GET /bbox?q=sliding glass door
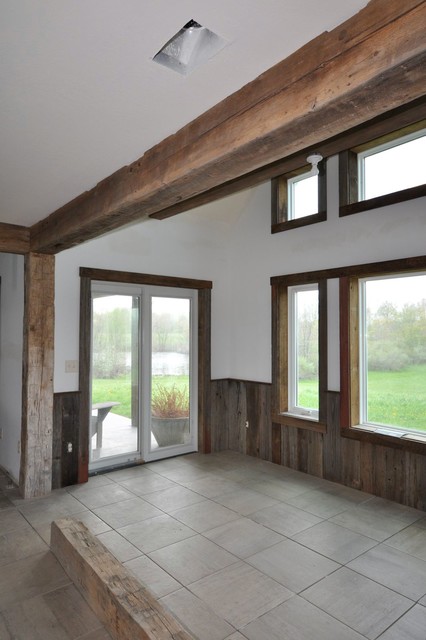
[89,283,197,470]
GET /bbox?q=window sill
[272,210,326,234]
[339,183,426,217]
[342,424,426,454]
[273,412,326,433]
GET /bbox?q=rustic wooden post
[20,252,55,498]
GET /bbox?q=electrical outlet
[245,420,249,429]
[65,360,78,373]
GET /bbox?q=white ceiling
[1,0,368,228]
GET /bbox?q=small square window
[271,158,326,233]
[288,172,319,220]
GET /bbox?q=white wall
[227,155,426,383]
[55,155,426,392]
[54,193,240,390]
[0,253,24,482]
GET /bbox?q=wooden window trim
[271,160,327,233]
[271,275,327,433]
[339,257,426,455]
[339,119,426,217]
[78,268,212,483]
[79,267,212,290]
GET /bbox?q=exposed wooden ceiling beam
[30,0,426,254]
[151,97,426,221]
[0,223,30,254]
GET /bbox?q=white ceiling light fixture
[153,19,227,76]
[306,153,323,176]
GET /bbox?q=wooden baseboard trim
[50,518,194,640]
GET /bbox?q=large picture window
[340,257,426,446]
[359,272,426,437]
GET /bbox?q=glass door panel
[90,292,140,466]
[150,296,192,453]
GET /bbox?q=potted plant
[151,384,190,447]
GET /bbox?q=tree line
[92,308,189,378]
[367,299,426,371]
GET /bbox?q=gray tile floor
[1,451,426,639]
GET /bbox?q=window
[271,158,326,233]
[358,128,426,201]
[340,257,426,445]
[359,272,426,437]
[288,284,319,419]
[271,275,327,432]
[340,121,426,217]
[288,172,319,220]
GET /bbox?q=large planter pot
[151,416,189,447]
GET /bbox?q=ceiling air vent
[153,19,227,76]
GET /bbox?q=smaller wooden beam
[0,223,30,254]
[51,518,194,640]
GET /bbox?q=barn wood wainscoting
[210,379,426,512]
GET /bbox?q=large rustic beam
[51,518,194,640]
[0,223,30,254]
[30,0,426,254]
[20,252,55,498]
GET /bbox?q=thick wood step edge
[50,518,194,640]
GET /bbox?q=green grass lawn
[91,374,189,419]
[299,364,426,432]
[298,381,319,412]
[366,365,426,431]
[94,366,426,433]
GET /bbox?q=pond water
[152,351,189,376]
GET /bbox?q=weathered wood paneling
[20,252,55,498]
[246,381,272,461]
[210,380,229,452]
[227,380,247,454]
[405,452,426,511]
[211,379,426,511]
[323,391,342,483]
[211,379,273,458]
[52,392,80,490]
